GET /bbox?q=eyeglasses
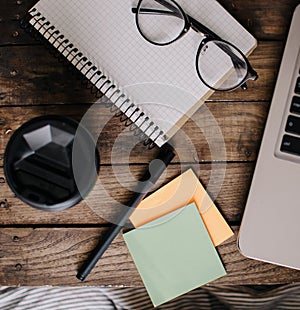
[132,0,258,92]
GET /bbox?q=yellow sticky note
[130,169,233,246]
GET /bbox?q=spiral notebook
[25,0,257,147]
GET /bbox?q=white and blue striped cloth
[0,285,300,309]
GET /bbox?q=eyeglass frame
[132,0,258,92]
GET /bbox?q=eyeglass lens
[197,40,248,91]
[137,0,185,45]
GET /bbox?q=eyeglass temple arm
[131,7,182,18]
[187,15,221,40]
[154,0,182,14]
[132,0,184,18]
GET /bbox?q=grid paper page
[29,0,256,146]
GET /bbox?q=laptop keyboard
[280,70,300,156]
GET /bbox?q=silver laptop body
[238,4,300,270]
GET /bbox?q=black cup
[4,115,99,211]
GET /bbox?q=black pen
[76,144,175,281]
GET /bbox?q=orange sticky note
[130,169,233,246]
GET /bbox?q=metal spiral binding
[20,9,166,149]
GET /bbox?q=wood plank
[0,163,254,225]
[0,45,93,104]
[0,227,299,286]
[0,0,298,45]
[0,0,298,289]
[0,0,38,46]
[0,41,282,105]
[0,101,268,165]
[219,0,300,41]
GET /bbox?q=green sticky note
[123,203,226,307]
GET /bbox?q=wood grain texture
[0,0,299,286]
[0,41,283,105]
[0,101,268,164]
[0,163,254,225]
[0,0,38,46]
[0,227,299,286]
[219,0,300,40]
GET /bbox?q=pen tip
[76,273,85,281]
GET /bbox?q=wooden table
[1,0,300,287]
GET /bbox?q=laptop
[238,4,300,270]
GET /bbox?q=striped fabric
[0,284,300,309]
